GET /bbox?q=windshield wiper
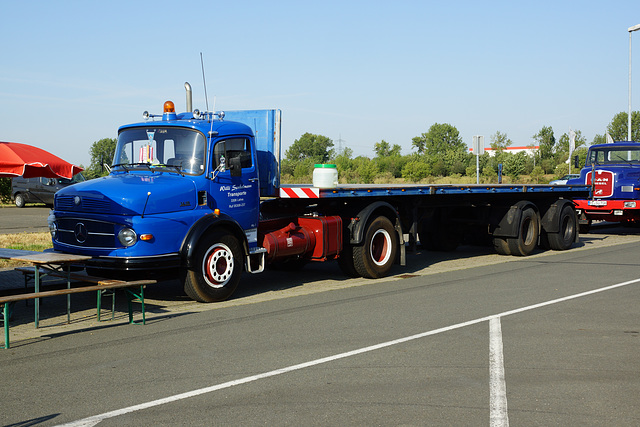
[111,163,130,172]
[111,162,153,172]
[151,164,185,176]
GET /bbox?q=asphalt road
[1,233,639,426]
[0,205,51,233]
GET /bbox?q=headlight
[118,228,137,247]
[49,221,58,239]
[624,201,636,208]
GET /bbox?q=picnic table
[0,249,92,327]
[0,249,155,349]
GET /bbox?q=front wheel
[14,193,25,208]
[184,230,243,302]
[353,216,398,279]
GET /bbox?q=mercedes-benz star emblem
[74,223,87,243]
[74,196,81,206]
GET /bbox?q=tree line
[281,111,640,184]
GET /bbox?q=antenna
[200,52,209,112]
[141,192,151,218]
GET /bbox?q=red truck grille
[586,170,614,198]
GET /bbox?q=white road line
[56,277,640,427]
[490,317,509,427]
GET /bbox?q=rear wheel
[184,230,242,302]
[546,204,577,250]
[507,208,539,256]
[353,216,398,278]
[492,237,511,255]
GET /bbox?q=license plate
[588,200,607,206]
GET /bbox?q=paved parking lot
[0,205,51,233]
[0,227,639,425]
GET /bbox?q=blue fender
[180,212,249,269]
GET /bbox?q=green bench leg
[97,289,116,322]
[125,286,145,325]
[2,302,10,349]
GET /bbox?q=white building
[469,145,539,157]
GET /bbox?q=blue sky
[1,0,639,167]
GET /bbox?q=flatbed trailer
[267,182,589,276]
[49,84,591,302]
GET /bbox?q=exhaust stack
[184,82,192,112]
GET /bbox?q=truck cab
[51,98,274,302]
[568,140,640,230]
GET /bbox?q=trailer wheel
[184,230,242,302]
[14,193,25,208]
[546,204,577,250]
[492,237,511,255]
[353,216,397,278]
[507,208,539,256]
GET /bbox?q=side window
[213,138,252,169]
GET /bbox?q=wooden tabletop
[0,248,92,264]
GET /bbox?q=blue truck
[50,83,590,302]
[567,140,640,232]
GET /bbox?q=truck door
[210,136,260,249]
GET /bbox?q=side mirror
[229,157,242,177]
[573,155,580,169]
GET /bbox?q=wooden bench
[1,272,155,349]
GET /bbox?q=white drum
[313,164,338,188]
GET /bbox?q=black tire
[546,205,577,250]
[493,237,511,255]
[337,241,360,278]
[353,216,398,279]
[184,230,243,302]
[507,208,539,256]
[14,193,25,208]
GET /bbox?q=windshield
[57,173,86,185]
[587,146,640,166]
[113,127,206,175]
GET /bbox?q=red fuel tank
[262,222,316,263]
[260,216,343,263]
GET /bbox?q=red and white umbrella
[0,141,83,179]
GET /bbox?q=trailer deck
[279,183,590,199]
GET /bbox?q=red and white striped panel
[279,187,320,198]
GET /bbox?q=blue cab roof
[589,140,638,149]
[118,111,255,138]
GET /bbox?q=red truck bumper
[573,199,640,223]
